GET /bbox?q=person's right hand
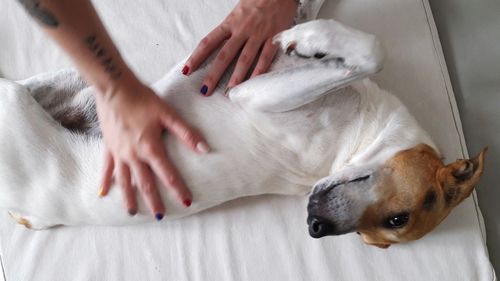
[184,0,298,96]
[96,75,209,220]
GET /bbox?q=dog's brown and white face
[307,144,487,248]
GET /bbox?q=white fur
[0,19,435,229]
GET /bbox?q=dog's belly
[0,66,366,227]
[1,74,311,227]
[72,94,297,225]
[155,93,297,220]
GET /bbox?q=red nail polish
[182,65,189,75]
[183,199,192,207]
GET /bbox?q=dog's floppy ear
[436,147,488,207]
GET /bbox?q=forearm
[18,0,137,98]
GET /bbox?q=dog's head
[307,144,487,248]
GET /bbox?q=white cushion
[0,0,495,280]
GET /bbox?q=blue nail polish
[155,213,164,221]
[200,85,208,95]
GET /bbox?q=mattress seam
[0,253,6,281]
[419,2,466,156]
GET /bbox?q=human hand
[96,75,209,219]
[184,0,298,96]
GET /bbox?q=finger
[200,35,246,96]
[131,161,165,220]
[160,110,210,154]
[116,163,137,216]
[251,38,279,78]
[98,150,114,197]
[145,143,192,207]
[227,37,262,88]
[186,25,231,74]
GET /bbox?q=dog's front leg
[229,19,384,113]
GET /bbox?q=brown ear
[437,147,488,207]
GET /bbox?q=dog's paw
[273,19,383,72]
[8,212,33,229]
[8,211,55,230]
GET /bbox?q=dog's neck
[337,80,438,168]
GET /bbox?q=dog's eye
[384,213,409,229]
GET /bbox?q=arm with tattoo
[18,0,128,94]
[18,0,209,219]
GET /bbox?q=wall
[430,0,500,273]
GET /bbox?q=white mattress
[0,0,496,280]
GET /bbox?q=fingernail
[128,208,137,216]
[182,65,189,75]
[196,141,210,154]
[98,186,106,197]
[155,213,164,221]
[183,198,192,207]
[200,85,208,95]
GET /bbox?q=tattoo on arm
[18,0,122,81]
[85,35,123,80]
[18,0,59,27]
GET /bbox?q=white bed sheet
[0,0,496,280]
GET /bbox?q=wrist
[247,0,298,9]
[95,68,143,103]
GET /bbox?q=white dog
[0,15,486,248]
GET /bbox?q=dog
[0,17,486,248]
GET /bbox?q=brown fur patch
[356,145,487,247]
[358,144,451,245]
[52,107,92,134]
[17,217,32,229]
[422,189,437,211]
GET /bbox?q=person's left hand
[183,0,298,96]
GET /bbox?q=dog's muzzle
[307,215,337,238]
[307,174,372,238]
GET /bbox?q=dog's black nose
[308,216,336,238]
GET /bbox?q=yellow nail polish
[98,186,106,197]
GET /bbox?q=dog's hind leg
[17,69,100,136]
[17,68,87,108]
[0,79,101,228]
